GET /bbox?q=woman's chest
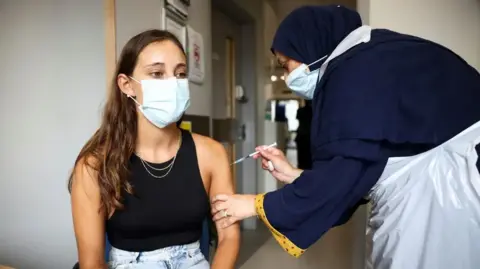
[108,164,210,233]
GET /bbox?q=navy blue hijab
[271,5,361,67]
[256,4,480,256]
[272,4,480,149]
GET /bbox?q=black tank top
[106,129,210,251]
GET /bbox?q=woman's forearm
[211,237,240,269]
[78,262,107,269]
[289,168,304,183]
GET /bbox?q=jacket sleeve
[254,139,387,257]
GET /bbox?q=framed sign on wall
[164,14,187,49]
[164,0,189,20]
[187,26,205,84]
[162,4,187,50]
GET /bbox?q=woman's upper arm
[70,158,106,268]
[205,140,240,241]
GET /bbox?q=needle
[231,142,278,165]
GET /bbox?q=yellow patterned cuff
[254,193,306,258]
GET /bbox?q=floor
[238,216,367,269]
[236,222,271,267]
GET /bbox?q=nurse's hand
[211,194,257,228]
[253,146,302,184]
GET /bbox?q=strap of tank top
[180,128,192,143]
[179,128,197,155]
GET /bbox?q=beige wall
[358,0,480,70]
[263,0,279,68]
[263,0,279,101]
[356,0,370,24]
[273,0,356,22]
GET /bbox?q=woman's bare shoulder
[191,133,233,196]
[70,155,101,200]
[191,133,228,164]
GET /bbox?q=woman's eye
[176,73,187,79]
[151,72,163,78]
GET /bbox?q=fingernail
[268,161,274,171]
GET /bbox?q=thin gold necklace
[136,131,182,179]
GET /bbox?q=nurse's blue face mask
[286,55,328,100]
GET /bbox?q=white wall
[115,0,164,59]
[0,1,106,268]
[358,0,480,70]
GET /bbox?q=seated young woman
[69,29,239,269]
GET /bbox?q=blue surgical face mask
[285,55,328,100]
[128,77,191,128]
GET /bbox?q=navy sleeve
[263,156,384,232]
[334,198,368,227]
[256,139,388,255]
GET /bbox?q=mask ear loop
[308,54,329,67]
[127,76,141,106]
[305,54,329,73]
[127,94,141,106]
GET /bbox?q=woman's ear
[117,74,136,97]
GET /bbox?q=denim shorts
[108,241,209,269]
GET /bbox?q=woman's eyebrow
[144,62,165,68]
[175,63,187,69]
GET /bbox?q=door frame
[211,0,258,230]
[225,37,237,185]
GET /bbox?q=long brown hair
[68,30,186,216]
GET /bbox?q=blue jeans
[108,241,209,269]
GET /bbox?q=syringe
[231,142,277,166]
